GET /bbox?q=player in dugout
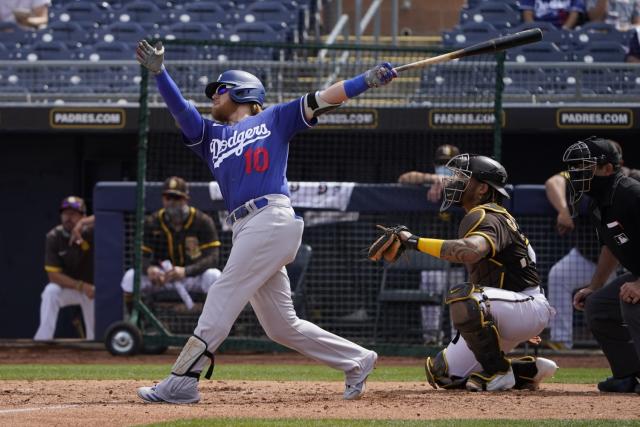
[119,176,222,311]
[134,40,397,403]
[369,154,558,391]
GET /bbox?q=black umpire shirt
[589,173,640,277]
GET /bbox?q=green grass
[0,364,610,383]
[146,419,640,427]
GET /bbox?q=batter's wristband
[417,238,444,258]
[343,73,369,98]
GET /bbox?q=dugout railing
[95,181,600,355]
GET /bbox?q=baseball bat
[393,28,543,74]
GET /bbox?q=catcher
[369,154,558,391]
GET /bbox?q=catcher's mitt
[368,225,409,263]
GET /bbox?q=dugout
[2,109,637,343]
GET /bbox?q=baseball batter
[134,40,397,403]
[370,154,558,391]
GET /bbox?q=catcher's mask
[440,154,510,212]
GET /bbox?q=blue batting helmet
[205,70,266,107]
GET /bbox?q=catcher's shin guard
[424,351,467,389]
[172,335,215,380]
[447,284,510,377]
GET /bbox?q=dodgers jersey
[184,97,316,212]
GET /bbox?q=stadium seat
[442,22,500,48]
[506,41,568,62]
[238,1,299,41]
[503,67,549,94]
[91,41,133,60]
[574,41,627,63]
[466,0,520,10]
[119,1,167,26]
[242,1,298,24]
[163,44,200,60]
[0,44,11,60]
[374,251,452,345]
[575,69,610,94]
[0,22,31,47]
[99,22,148,44]
[53,2,109,25]
[511,21,571,51]
[229,22,283,43]
[573,22,627,45]
[179,2,229,24]
[216,46,274,62]
[30,41,74,60]
[39,21,89,48]
[164,22,214,41]
[460,1,521,30]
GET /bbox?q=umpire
[564,136,640,394]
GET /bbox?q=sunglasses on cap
[60,199,85,212]
[214,84,233,97]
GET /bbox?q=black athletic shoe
[597,376,638,393]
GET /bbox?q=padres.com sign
[556,108,633,129]
[49,108,126,129]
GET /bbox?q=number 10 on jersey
[244,147,269,174]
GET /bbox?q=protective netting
[125,207,600,347]
[130,41,598,350]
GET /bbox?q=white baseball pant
[443,286,554,378]
[33,282,94,341]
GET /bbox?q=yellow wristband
[417,238,444,258]
[76,280,83,291]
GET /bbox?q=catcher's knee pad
[424,351,466,390]
[447,283,509,375]
[171,335,215,380]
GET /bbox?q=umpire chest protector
[459,203,540,292]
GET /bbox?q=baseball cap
[162,176,189,198]
[582,136,621,166]
[434,144,461,165]
[60,196,86,214]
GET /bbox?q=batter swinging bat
[393,28,543,74]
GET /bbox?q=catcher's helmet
[205,70,266,107]
[440,154,509,212]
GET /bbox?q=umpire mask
[562,140,597,216]
[440,154,472,212]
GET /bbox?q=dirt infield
[1,344,636,426]
[1,381,638,426]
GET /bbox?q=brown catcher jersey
[458,203,540,292]
[142,207,221,277]
[44,225,94,283]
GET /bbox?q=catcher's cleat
[528,358,559,390]
[466,368,515,392]
[344,351,378,400]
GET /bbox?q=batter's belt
[226,197,269,226]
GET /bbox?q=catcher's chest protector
[458,204,540,292]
